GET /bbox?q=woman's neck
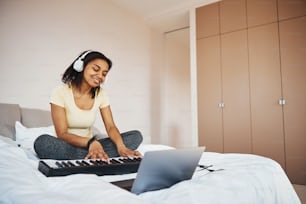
[72,84,91,96]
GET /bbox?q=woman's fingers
[86,147,141,160]
[133,150,142,157]
[119,148,142,158]
[85,150,109,160]
[86,141,109,160]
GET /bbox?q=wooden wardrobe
[196,0,306,185]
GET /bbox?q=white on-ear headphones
[73,50,92,72]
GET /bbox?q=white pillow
[15,121,55,154]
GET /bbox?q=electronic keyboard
[38,157,142,177]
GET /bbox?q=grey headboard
[21,107,52,127]
[0,103,52,140]
[0,103,21,140]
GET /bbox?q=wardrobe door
[279,16,306,185]
[248,23,285,169]
[221,30,252,153]
[196,3,220,39]
[220,0,247,33]
[246,0,278,27]
[197,36,223,152]
[278,0,306,20]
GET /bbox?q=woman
[34,50,143,160]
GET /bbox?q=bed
[0,103,301,204]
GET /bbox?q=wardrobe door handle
[279,99,286,105]
[218,102,225,108]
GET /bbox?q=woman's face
[83,58,109,88]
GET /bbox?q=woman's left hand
[117,145,142,157]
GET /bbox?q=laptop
[111,147,204,195]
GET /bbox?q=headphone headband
[73,50,92,72]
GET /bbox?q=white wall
[0,0,152,143]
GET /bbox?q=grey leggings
[34,130,143,160]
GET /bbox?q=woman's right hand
[85,140,109,161]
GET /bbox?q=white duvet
[0,136,301,204]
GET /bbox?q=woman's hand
[117,145,142,158]
[85,140,109,160]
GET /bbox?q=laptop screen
[130,148,204,194]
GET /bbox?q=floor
[293,184,306,204]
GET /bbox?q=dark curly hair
[62,50,112,98]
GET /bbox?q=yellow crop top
[50,84,110,138]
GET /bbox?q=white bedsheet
[0,136,301,204]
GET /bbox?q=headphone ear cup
[73,50,92,72]
[73,59,84,72]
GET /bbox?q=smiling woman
[33,50,143,160]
